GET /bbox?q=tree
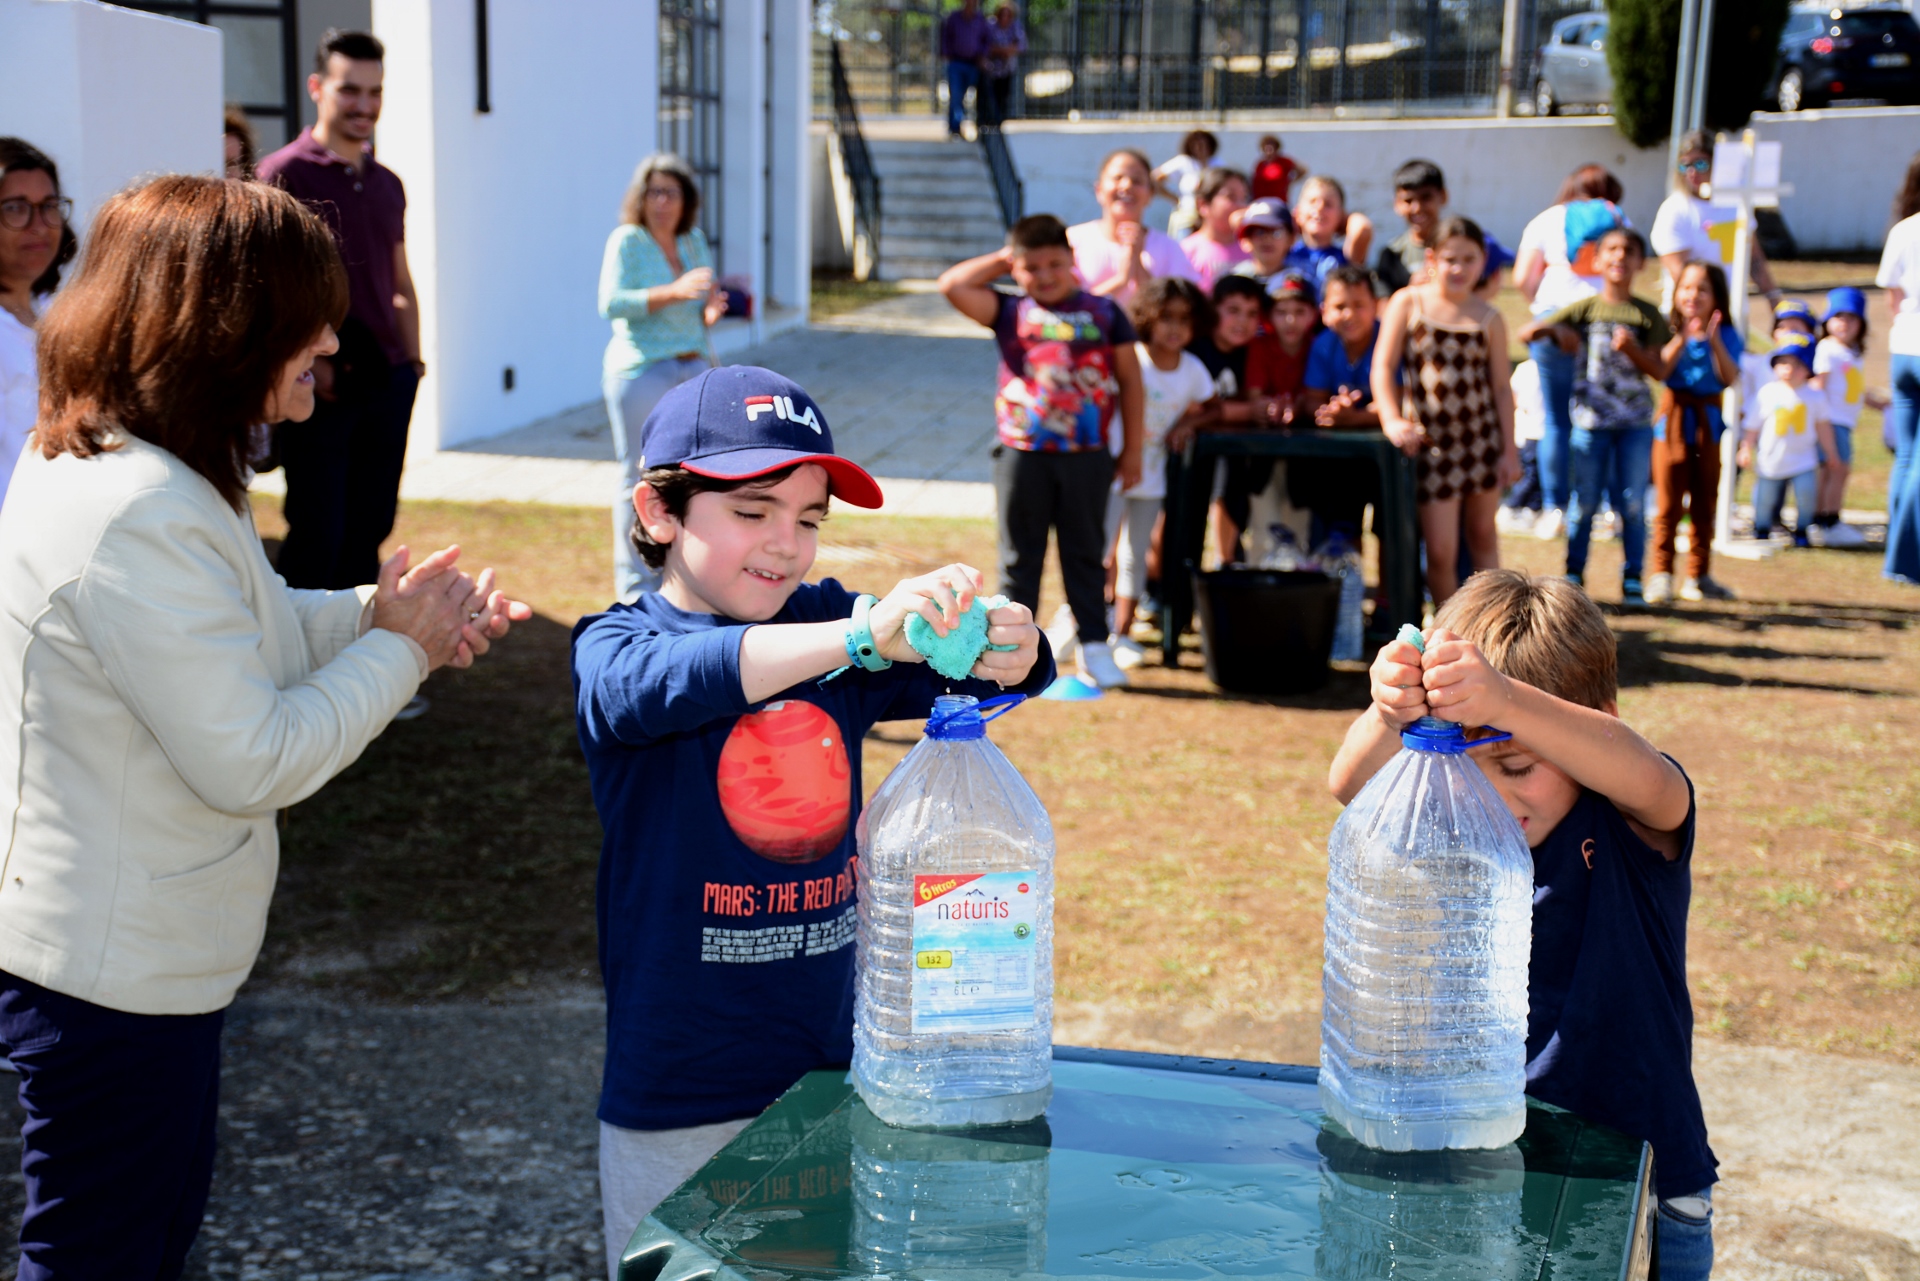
[1606,0,1792,148]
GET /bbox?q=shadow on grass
[1650,640,1888,664]
[1616,629,1908,697]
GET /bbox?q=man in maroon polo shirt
[259,29,424,593]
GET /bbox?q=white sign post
[1707,131,1793,558]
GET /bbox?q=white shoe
[1496,506,1537,534]
[1680,575,1735,602]
[1644,572,1673,605]
[1822,521,1866,548]
[1078,640,1130,688]
[1044,605,1079,663]
[1109,635,1146,670]
[1533,508,1566,540]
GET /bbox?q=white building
[0,0,814,461]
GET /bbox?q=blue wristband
[846,594,892,672]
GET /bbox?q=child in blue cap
[1740,334,1835,545]
[570,365,1053,1274]
[1811,286,1891,546]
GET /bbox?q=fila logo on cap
[743,395,823,435]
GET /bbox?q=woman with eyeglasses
[0,138,77,509]
[1650,129,1781,315]
[599,154,728,603]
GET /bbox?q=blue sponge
[905,594,1016,680]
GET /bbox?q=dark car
[1768,3,1920,111]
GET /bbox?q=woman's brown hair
[1555,163,1623,206]
[620,153,702,237]
[1894,152,1920,225]
[36,175,347,510]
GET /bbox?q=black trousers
[276,362,420,589]
[0,972,225,1280]
[993,446,1115,643]
[982,74,1015,125]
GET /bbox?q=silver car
[1535,13,1613,115]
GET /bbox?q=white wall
[0,0,221,230]
[375,0,813,456]
[1004,108,1920,256]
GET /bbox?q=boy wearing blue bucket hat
[1740,335,1835,545]
[1811,286,1890,547]
[569,366,1053,1273]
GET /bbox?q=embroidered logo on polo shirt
[1581,838,1596,870]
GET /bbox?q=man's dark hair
[630,465,802,568]
[1008,213,1069,255]
[1210,274,1268,312]
[316,28,384,74]
[1393,159,1446,194]
[1600,225,1648,260]
[1323,263,1375,295]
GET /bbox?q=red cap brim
[682,450,885,509]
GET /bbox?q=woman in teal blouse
[599,154,726,601]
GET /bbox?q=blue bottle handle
[925,693,1027,737]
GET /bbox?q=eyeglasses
[0,196,72,231]
[644,185,684,203]
[1679,159,1711,175]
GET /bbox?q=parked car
[1534,13,1613,116]
[1767,3,1920,111]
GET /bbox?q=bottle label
[910,871,1038,1034]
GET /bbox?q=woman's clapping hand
[370,545,533,672]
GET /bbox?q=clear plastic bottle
[849,1106,1050,1275]
[1320,716,1534,1151]
[853,694,1054,1128]
[1318,531,1366,662]
[1315,1128,1529,1279]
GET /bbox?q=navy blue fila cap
[638,365,884,508]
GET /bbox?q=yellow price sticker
[915,950,953,969]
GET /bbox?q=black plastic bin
[1193,567,1341,695]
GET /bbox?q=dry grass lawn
[250,494,1919,1071]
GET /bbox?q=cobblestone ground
[0,991,609,1281]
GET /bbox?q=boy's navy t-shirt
[1525,765,1717,1199]
[572,580,1054,1131]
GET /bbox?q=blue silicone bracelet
[847,594,892,672]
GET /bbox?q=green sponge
[905,594,1017,680]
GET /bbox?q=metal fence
[814,0,1604,118]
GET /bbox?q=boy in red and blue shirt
[939,214,1145,687]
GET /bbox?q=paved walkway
[254,286,1001,519]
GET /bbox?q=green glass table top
[626,1047,1654,1281]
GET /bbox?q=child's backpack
[1563,199,1624,278]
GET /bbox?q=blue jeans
[1885,352,1920,582]
[607,356,708,603]
[1656,1186,1715,1281]
[0,972,225,1280]
[1752,469,1817,538]
[1531,338,1577,511]
[945,60,980,134]
[1567,425,1652,579]
[1503,439,1543,510]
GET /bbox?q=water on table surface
[669,1060,1569,1280]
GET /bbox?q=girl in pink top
[1068,148,1198,308]
[1180,168,1252,292]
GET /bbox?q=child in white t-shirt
[1497,358,1547,532]
[1740,335,1834,546]
[1110,277,1217,666]
[1810,287,1891,546]
[1740,299,1816,435]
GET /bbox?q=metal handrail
[976,125,1023,230]
[829,40,882,273]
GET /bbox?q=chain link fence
[814,0,1603,118]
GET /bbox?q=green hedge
[1608,0,1791,148]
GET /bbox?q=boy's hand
[869,565,985,663]
[972,599,1041,685]
[1420,628,1517,728]
[1610,324,1638,354]
[1368,635,1431,728]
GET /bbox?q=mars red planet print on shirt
[716,700,851,863]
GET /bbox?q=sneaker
[394,695,430,721]
[1679,575,1734,601]
[1044,604,1079,663]
[1078,640,1130,689]
[1822,521,1867,549]
[1793,530,1812,548]
[1496,506,1537,534]
[1109,635,1147,670]
[1534,508,1566,540]
[1644,572,1674,605]
[1621,577,1645,607]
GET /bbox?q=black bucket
[1193,567,1341,695]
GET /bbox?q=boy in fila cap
[571,364,1053,1274]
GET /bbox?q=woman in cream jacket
[0,175,529,1278]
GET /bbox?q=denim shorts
[1819,422,1854,467]
[1656,1186,1715,1281]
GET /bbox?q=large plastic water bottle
[853,694,1054,1127]
[1320,649,1534,1150]
[1315,1129,1528,1278]
[850,1107,1050,1274]
[1319,531,1366,662]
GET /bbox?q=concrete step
[876,255,973,281]
[868,154,993,181]
[879,233,1005,263]
[879,217,1005,243]
[881,178,1001,208]
[879,207,1004,233]
[882,199,1004,227]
